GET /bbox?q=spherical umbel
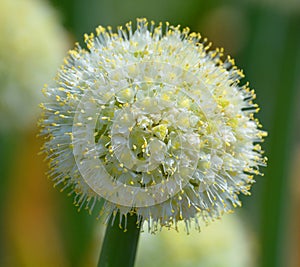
[39,18,267,232]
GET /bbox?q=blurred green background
[0,0,299,266]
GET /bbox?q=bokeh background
[0,0,299,266]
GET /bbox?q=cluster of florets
[39,18,267,232]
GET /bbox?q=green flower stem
[98,213,141,267]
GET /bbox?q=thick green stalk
[98,213,141,267]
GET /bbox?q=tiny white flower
[39,18,267,232]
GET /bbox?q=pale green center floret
[102,84,201,188]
